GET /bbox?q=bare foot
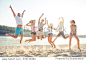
[69,48,71,51]
[42,36,46,39]
[25,40,28,42]
[20,40,22,44]
[78,48,81,52]
[41,38,42,40]
[6,33,10,36]
[28,41,31,43]
[54,45,56,48]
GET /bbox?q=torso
[15,16,23,28]
[38,22,43,31]
[59,23,63,32]
[31,25,36,32]
[70,25,76,33]
[48,27,52,34]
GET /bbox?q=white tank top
[59,23,63,31]
[48,27,52,34]
[15,16,23,25]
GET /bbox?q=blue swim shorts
[15,27,23,35]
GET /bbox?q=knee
[15,36,18,38]
[15,37,17,38]
[37,36,40,39]
[33,39,36,41]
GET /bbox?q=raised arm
[43,17,46,26]
[26,23,31,26]
[9,5,16,17]
[38,13,44,23]
[33,20,36,25]
[47,20,49,27]
[22,10,26,18]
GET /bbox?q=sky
[0,0,86,35]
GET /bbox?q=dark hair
[42,19,44,21]
[71,20,75,23]
[30,20,34,23]
[17,13,20,15]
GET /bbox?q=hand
[9,5,12,8]
[54,28,56,30]
[42,13,44,15]
[58,17,60,19]
[24,10,26,12]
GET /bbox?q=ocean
[0,36,86,46]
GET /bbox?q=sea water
[0,36,86,46]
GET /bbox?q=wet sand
[0,44,86,57]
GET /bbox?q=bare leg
[37,36,40,39]
[25,35,36,42]
[6,33,18,38]
[50,35,56,48]
[20,35,23,44]
[42,35,46,38]
[74,36,81,51]
[64,36,69,39]
[34,35,36,41]
[41,35,42,40]
[69,35,72,50]
[48,36,53,47]
[53,36,58,43]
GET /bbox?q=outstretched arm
[43,17,46,26]
[22,10,26,18]
[38,13,44,23]
[9,5,16,17]
[26,23,31,26]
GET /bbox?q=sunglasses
[71,22,73,23]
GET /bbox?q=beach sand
[0,44,86,57]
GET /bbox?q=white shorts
[37,31,43,36]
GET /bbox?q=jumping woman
[53,17,69,43]
[47,20,56,48]
[25,20,36,42]
[69,20,81,51]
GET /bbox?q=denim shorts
[31,32,36,35]
[48,33,53,36]
[70,33,76,36]
[15,27,23,35]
